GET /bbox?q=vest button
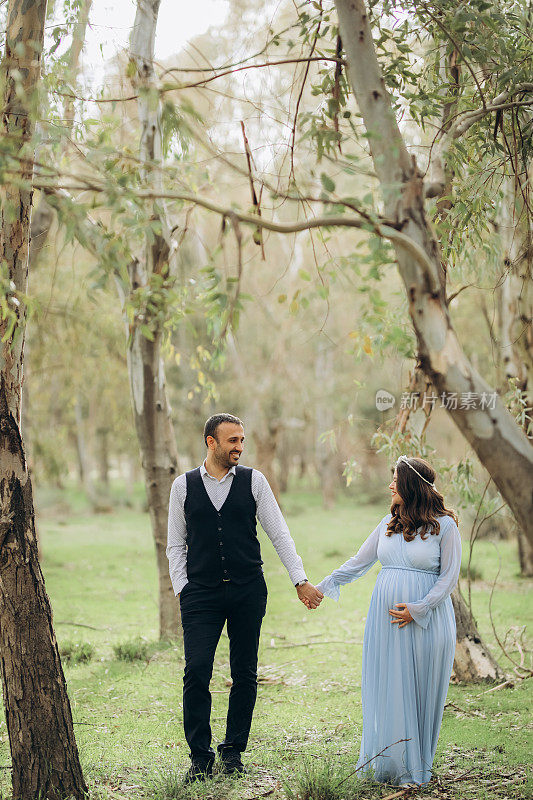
[219,541,223,546]
[221,556,225,560]
[218,527,222,531]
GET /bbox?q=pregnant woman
[317,455,461,787]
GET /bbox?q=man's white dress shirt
[167,462,307,595]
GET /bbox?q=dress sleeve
[316,520,382,602]
[405,518,461,629]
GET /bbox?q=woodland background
[0,0,532,798]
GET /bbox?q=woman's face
[389,468,403,506]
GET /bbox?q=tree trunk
[226,335,283,501]
[0,0,87,796]
[73,394,97,503]
[334,0,533,547]
[391,364,504,680]
[452,588,505,682]
[315,340,337,509]
[97,426,110,487]
[277,434,290,494]
[498,183,533,576]
[517,529,533,577]
[120,0,182,640]
[252,421,282,505]
[499,180,529,391]
[126,316,180,638]
[0,401,87,798]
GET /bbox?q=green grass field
[0,486,530,799]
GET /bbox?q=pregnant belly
[372,565,438,609]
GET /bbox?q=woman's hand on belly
[389,603,414,628]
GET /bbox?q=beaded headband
[395,455,435,488]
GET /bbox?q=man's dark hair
[204,413,244,446]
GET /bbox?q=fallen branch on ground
[267,639,362,648]
[444,701,486,718]
[56,621,109,631]
[334,738,411,789]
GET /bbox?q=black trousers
[179,573,268,761]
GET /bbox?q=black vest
[184,465,263,587]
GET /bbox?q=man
[167,413,323,782]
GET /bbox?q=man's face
[208,422,245,469]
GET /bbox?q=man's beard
[214,446,238,468]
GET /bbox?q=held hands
[389,603,413,628]
[296,582,324,610]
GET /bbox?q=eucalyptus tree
[23,0,213,641]
[24,0,531,629]
[171,0,533,544]
[296,0,533,546]
[0,0,86,795]
[299,0,532,675]
[493,182,533,575]
[32,0,186,639]
[154,0,530,677]
[118,0,182,639]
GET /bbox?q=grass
[60,640,96,664]
[113,637,151,662]
[283,757,378,800]
[146,768,246,800]
[0,483,529,799]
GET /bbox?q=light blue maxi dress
[317,513,461,786]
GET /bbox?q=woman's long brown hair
[386,457,458,541]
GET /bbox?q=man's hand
[389,603,413,628]
[296,582,324,610]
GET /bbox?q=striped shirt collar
[200,460,237,483]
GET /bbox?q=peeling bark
[124,324,180,638]
[0,0,87,796]
[498,184,533,576]
[334,0,533,546]
[499,181,530,394]
[123,0,181,640]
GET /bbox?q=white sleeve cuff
[316,576,340,602]
[405,600,432,629]
[290,568,308,586]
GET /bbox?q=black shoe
[219,750,246,775]
[184,759,214,784]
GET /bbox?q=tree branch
[334,0,533,545]
[427,84,533,196]
[52,57,345,105]
[28,178,438,276]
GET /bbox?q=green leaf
[320,173,335,193]
[140,324,155,341]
